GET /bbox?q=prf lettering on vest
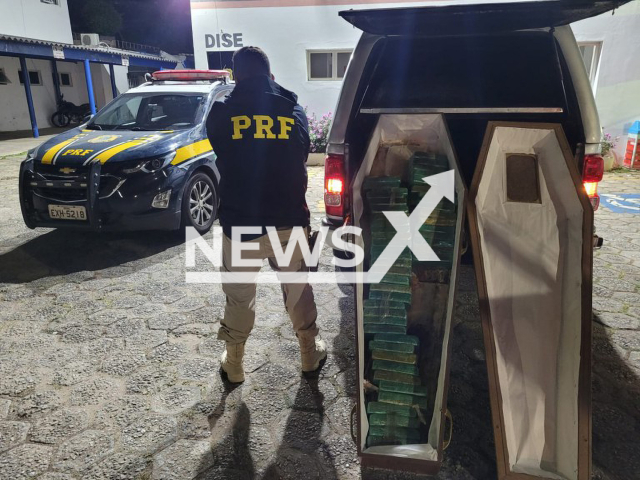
[231,115,295,140]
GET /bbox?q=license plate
[48,205,87,221]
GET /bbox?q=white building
[0,0,179,135]
[191,0,437,118]
[572,1,640,156]
[190,0,640,152]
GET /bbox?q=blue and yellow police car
[20,70,233,233]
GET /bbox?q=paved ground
[0,153,638,480]
[0,129,68,158]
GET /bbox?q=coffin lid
[339,1,630,37]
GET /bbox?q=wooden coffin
[467,122,593,480]
[351,114,467,474]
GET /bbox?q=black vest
[206,76,311,238]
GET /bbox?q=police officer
[206,46,326,383]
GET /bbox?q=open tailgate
[339,1,630,36]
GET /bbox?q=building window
[18,70,43,86]
[59,73,72,87]
[0,68,10,85]
[40,0,59,5]
[307,50,352,81]
[578,42,602,89]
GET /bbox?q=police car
[20,70,233,233]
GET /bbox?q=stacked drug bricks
[362,176,427,447]
[409,153,457,267]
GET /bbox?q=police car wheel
[182,173,217,234]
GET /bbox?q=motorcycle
[51,96,92,127]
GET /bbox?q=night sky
[69,0,195,55]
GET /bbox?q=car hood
[32,127,197,167]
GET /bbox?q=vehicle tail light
[584,181,597,197]
[324,154,345,217]
[583,154,603,210]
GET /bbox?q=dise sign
[206,33,243,49]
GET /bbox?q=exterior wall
[0,57,127,132]
[112,65,130,97]
[571,1,640,156]
[191,0,640,149]
[0,0,73,44]
[190,0,447,117]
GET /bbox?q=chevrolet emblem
[59,167,76,174]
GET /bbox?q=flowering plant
[601,132,619,156]
[306,109,332,154]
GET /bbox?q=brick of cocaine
[367,191,408,203]
[424,215,457,227]
[363,315,407,327]
[369,204,409,212]
[419,225,456,237]
[368,290,412,304]
[364,299,407,310]
[372,360,419,376]
[367,433,421,447]
[364,324,407,335]
[369,340,415,354]
[378,380,428,397]
[364,308,407,318]
[370,282,411,295]
[370,257,413,270]
[429,238,456,249]
[368,425,422,441]
[363,306,407,317]
[378,391,429,409]
[374,333,419,346]
[372,350,417,364]
[371,236,399,247]
[373,370,423,386]
[363,176,402,190]
[379,273,410,286]
[366,186,408,195]
[367,401,417,418]
[368,413,421,429]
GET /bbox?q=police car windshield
[88,93,206,131]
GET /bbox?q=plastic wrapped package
[378,380,428,397]
[369,340,416,354]
[378,391,429,410]
[373,370,423,386]
[372,350,417,364]
[369,413,421,429]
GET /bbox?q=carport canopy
[0,35,178,138]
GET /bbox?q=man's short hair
[232,46,270,79]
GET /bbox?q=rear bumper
[20,160,185,231]
[322,215,345,251]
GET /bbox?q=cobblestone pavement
[0,154,638,480]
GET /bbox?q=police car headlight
[122,152,176,174]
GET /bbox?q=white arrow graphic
[366,170,456,284]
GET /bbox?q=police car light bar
[151,70,231,82]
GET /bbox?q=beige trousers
[218,228,319,345]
